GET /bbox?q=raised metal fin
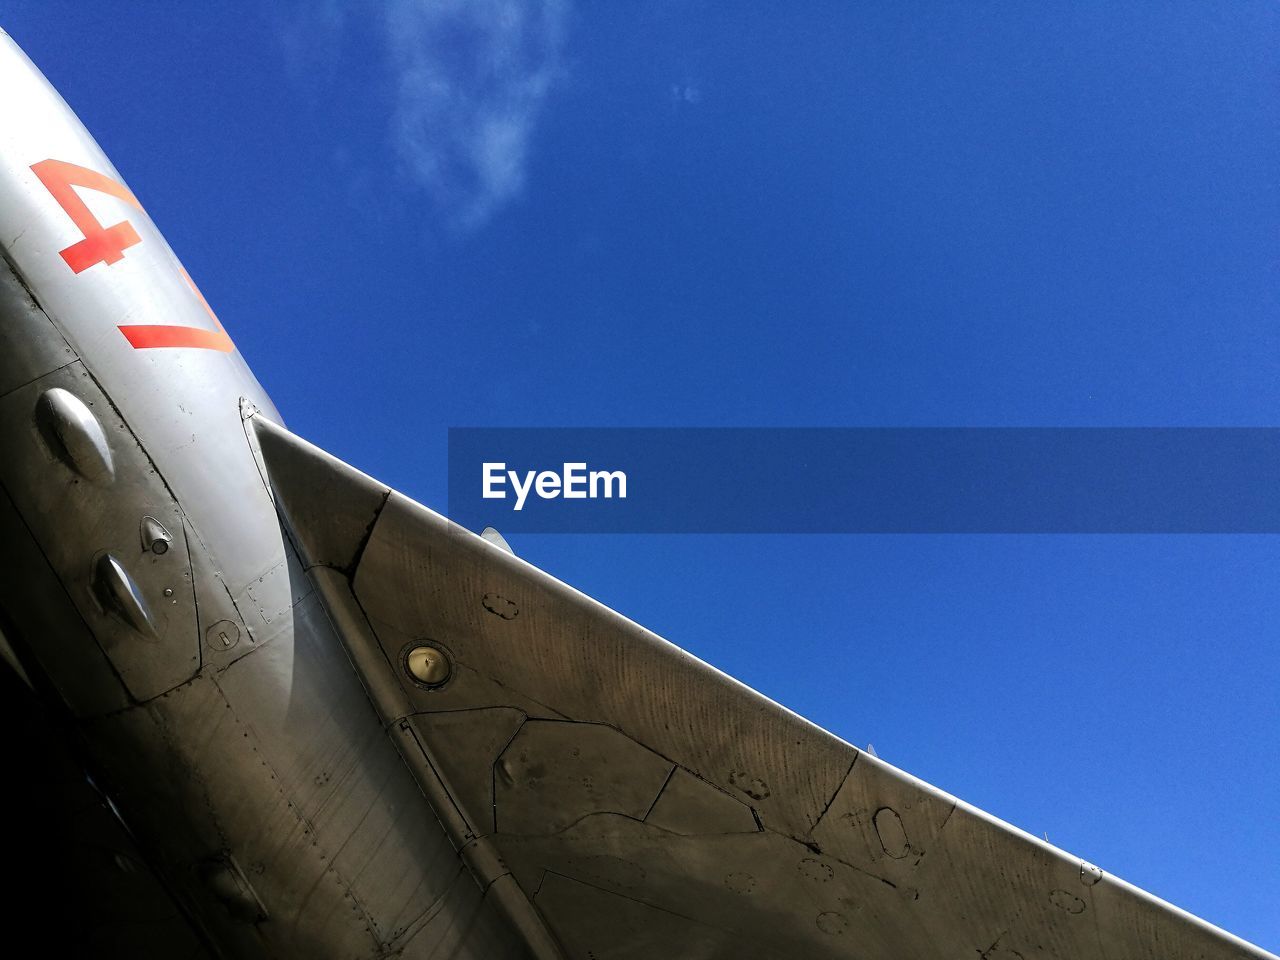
[93,553,157,639]
[480,526,515,555]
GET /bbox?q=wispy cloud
[670,83,702,106]
[383,0,569,231]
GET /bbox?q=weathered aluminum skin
[255,416,1279,960]
[1,22,1275,960]
[0,28,526,959]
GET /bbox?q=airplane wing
[250,414,1273,960]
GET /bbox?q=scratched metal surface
[0,30,533,958]
[257,414,1277,960]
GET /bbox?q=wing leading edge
[249,414,1273,960]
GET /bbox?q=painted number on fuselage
[30,159,234,353]
[31,159,143,272]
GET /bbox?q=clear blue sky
[7,2,1277,948]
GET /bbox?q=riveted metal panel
[409,708,527,836]
[81,675,382,960]
[645,767,759,836]
[351,492,852,843]
[494,721,674,836]
[216,589,466,949]
[0,484,128,716]
[0,362,198,700]
[256,417,1279,960]
[0,255,77,397]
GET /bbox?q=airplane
[0,24,1272,960]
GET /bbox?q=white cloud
[670,83,702,105]
[383,0,569,231]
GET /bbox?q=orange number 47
[31,159,233,353]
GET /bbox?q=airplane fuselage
[0,29,517,959]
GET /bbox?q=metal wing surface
[250,415,1273,960]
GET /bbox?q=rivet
[163,587,174,597]
[405,644,451,687]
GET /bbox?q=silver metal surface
[0,21,1272,960]
[36,386,114,482]
[0,362,199,701]
[0,28,528,959]
[140,516,172,554]
[92,553,158,639]
[255,413,1278,960]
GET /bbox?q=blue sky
[7,2,1278,948]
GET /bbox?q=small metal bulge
[405,644,451,687]
[35,386,114,482]
[140,516,173,554]
[93,553,157,638]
